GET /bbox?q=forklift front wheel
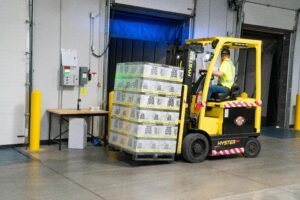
[182,133,209,163]
[244,138,261,158]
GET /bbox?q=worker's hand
[199,69,207,75]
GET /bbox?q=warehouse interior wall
[290,13,300,126]
[33,0,107,140]
[0,0,28,145]
[2,0,300,145]
[193,0,237,81]
[194,0,237,38]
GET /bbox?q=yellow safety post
[29,90,41,151]
[295,94,300,130]
[108,91,114,139]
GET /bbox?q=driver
[207,47,235,99]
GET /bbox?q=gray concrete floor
[1,128,300,200]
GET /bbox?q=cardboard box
[166,112,180,122]
[133,94,158,107]
[159,140,177,152]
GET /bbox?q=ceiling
[246,0,300,11]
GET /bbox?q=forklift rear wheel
[182,133,209,163]
[244,138,261,158]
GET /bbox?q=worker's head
[221,48,230,61]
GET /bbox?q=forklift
[176,36,262,162]
[107,36,262,163]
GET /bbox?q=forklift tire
[182,133,209,163]
[244,138,261,158]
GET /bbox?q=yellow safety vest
[219,58,235,89]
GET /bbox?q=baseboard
[0,137,95,149]
[0,143,26,149]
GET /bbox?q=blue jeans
[207,85,229,99]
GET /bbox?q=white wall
[193,0,237,79]
[0,0,27,145]
[290,14,300,125]
[194,0,237,38]
[27,0,300,143]
[33,0,106,140]
[244,2,296,30]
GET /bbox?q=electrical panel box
[79,67,89,86]
[61,65,79,86]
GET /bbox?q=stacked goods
[109,62,183,158]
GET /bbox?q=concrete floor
[1,128,300,200]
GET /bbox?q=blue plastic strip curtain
[110,11,187,44]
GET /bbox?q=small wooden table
[47,108,109,150]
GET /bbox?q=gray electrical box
[61,65,79,86]
[79,67,89,86]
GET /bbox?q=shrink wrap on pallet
[109,62,183,157]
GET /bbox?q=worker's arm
[212,70,224,77]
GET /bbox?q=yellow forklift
[107,36,262,163]
[177,36,262,162]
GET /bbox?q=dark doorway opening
[238,25,291,127]
[107,5,190,95]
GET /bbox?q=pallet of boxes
[109,62,184,161]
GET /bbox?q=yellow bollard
[29,90,41,151]
[107,91,114,139]
[295,94,300,130]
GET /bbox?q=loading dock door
[238,26,290,127]
[0,0,27,145]
[108,8,190,94]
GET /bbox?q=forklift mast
[181,46,197,134]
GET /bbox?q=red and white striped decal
[224,101,262,108]
[211,148,244,156]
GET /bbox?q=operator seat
[209,84,240,102]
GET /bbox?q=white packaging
[120,106,131,118]
[152,110,168,121]
[167,82,182,95]
[68,118,87,149]
[157,96,181,108]
[141,64,159,77]
[166,112,180,122]
[133,94,157,107]
[156,96,169,107]
[118,134,128,147]
[162,126,178,137]
[114,91,126,103]
[149,140,160,151]
[134,139,151,151]
[119,120,131,131]
[159,140,177,152]
[109,131,119,144]
[114,79,124,89]
[138,79,157,91]
[130,123,154,137]
[115,63,125,75]
[158,66,172,78]
[156,81,167,92]
[111,117,120,130]
[131,109,153,121]
[124,92,135,104]
[112,105,121,116]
